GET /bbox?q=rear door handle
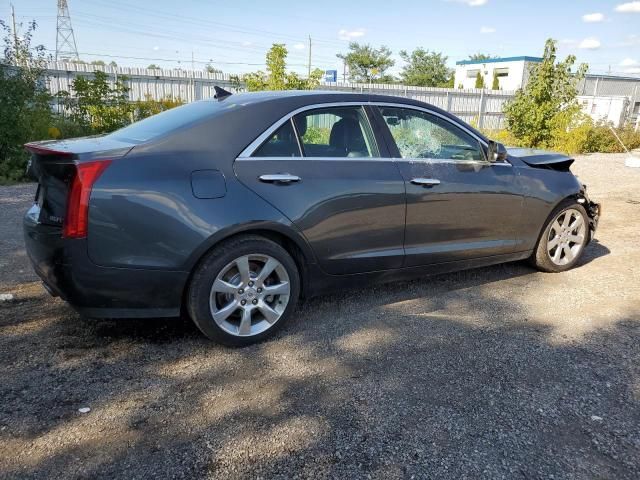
[410,178,441,187]
[258,174,301,184]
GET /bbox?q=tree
[147,64,160,70]
[204,64,222,74]
[468,53,497,61]
[492,71,500,90]
[336,42,394,83]
[504,39,588,148]
[474,71,485,89]
[442,76,455,88]
[0,20,52,182]
[59,70,133,133]
[229,74,243,90]
[243,44,323,92]
[398,48,452,87]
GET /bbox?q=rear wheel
[531,200,589,273]
[187,235,300,346]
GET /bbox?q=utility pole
[11,3,19,62]
[191,50,195,101]
[307,35,312,78]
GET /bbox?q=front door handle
[410,178,441,187]
[259,174,301,184]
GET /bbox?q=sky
[5,0,640,77]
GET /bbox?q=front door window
[378,106,484,161]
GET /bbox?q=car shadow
[70,239,611,343]
[577,239,611,266]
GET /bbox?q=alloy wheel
[209,254,291,337]
[547,208,587,266]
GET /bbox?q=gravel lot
[1,153,639,479]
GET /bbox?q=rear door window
[293,106,379,158]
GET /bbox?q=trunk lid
[25,135,134,228]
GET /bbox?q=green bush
[582,124,640,154]
[133,94,185,121]
[484,122,640,155]
[58,70,133,133]
[0,21,53,183]
[482,129,525,148]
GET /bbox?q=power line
[42,48,318,68]
[82,0,348,48]
[69,14,339,65]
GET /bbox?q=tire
[530,199,590,273]
[187,235,300,346]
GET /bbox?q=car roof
[207,90,487,141]
[208,89,430,109]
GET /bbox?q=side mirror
[487,140,508,163]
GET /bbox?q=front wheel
[187,235,300,346]
[531,200,590,273]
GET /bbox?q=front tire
[187,235,300,346]
[531,199,590,273]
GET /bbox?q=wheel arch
[533,194,591,252]
[181,222,315,309]
[552,189,596,234]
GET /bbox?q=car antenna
[214,86,233,100]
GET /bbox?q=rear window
[108,100,238,143]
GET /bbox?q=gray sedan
[23,90,600,345]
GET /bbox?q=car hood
[507,147,573,167]
[507,148,574,169]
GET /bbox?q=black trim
[365,105,398,158]
[73,306,181,319]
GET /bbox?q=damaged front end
[576,186,601,241]
[508,147,601,240]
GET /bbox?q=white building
[454,56,543,91]
[578,96,630,127]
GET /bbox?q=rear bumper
[24,211,188,319]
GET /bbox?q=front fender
[515,167,584,251]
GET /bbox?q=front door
[374,105,524,266]
[234,105,406,275]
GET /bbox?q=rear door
[373,105,524,266]
[234,104,406,275]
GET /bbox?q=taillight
[63,160,112,239]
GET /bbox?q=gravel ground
[1,153,639,479]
